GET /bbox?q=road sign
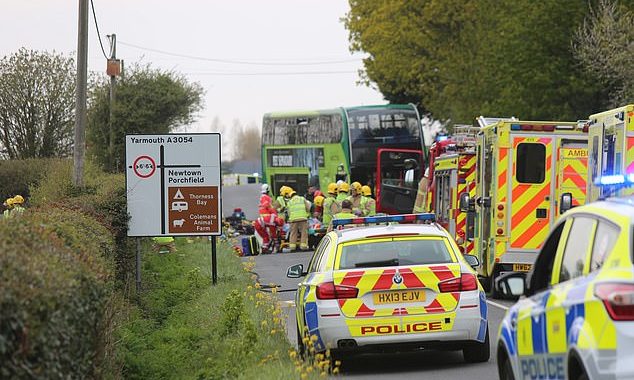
[125,133,222,236]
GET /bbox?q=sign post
[125,133,222,287]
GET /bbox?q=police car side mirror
[286,264,306,278]
[495,272,526,298]
[459,192,470,212]
[560,193,573,214]
[463,254,479,269]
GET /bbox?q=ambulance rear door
[508,135,554,260]
[556,139,588,213]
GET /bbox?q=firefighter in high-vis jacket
[349,181,364,216]
[361,185,376,216]
[322,182,339,226]
[273,186,291,221]
[327,199,356,232]
[286,189,311,251]
[336,182,350,206]
[413,167,430,213]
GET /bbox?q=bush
[0,158,55,202]
[0,208,116,379]
[29,158,133,291]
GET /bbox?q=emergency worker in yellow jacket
[361,185,376,216]
[11,195,25,216]
[336,182,350,207]
[287,189,311,251]
[327,199,356,232]
[273,186,291,221]
[349,182,364,216]
[2,197,14,218]
[322,183,340,226]
[413,168,430,213]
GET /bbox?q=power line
[89,0,109,59]
[183,70,358,76]
[118,40,362,66]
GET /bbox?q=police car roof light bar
[595,174,634,186]
[331,213,436,227]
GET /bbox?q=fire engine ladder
[476,116,518,128]
[452,125,479,152]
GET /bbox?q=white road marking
[487,300,510,311]
[279,300,295,307]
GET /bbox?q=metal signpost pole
[136,237,142,292]
[211,236,217,285]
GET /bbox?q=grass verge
[118,237,324,379]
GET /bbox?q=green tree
[0,49,76,159]
[573,0,634,108]
[87,64,204,172]
[344,0,608,123]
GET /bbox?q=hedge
[0,158,55,203]
[0,207,117,379]
[29,159,133,290]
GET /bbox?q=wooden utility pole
[107,34,119,171]
[73,0,89,187]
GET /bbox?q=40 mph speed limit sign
[125,133,222,237]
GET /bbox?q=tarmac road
[246,251,515,379]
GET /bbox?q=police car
[286,213,490,362]
[495,188,634,379]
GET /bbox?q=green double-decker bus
[261,104,428,214]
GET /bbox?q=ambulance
[460,117,589,296]
[428,125,479,255]
[587,104,634,202]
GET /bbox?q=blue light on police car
[597,175,625,185]
[331,213,436,227]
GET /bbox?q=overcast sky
[1,0,385,141]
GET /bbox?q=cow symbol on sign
[173,219,185,228]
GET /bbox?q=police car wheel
[489,272,501,299]
[296,324,306,358]
[499,354,515,380]
[463,327,490,363]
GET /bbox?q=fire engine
[586,104,634,202]
[427,126,479,255]
[459,117,589,296]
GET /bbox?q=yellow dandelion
[310,335,318,342]
[333,367,340,374]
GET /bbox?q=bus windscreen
[347,109,420,144]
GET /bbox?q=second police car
[286,213,490,362]
[495,188,634,380]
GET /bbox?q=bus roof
[343,103,417,112]
[263,108,343,118]
[263,104,419,119]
